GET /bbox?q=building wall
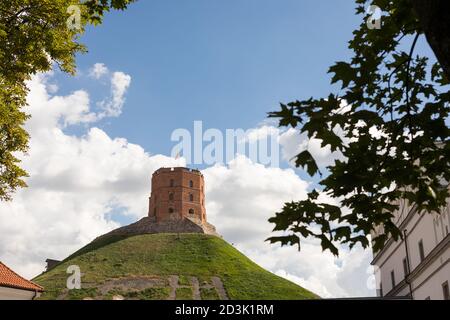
[372,197,450,300]
[0,286,40,300]
[375,238,408,294]
[412,250,449,300]
[148,167,206,223]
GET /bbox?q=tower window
[390,270,396,288]
[189,180,193,188]
[189,194,194,202]
[170,179,174,187]
[169,208,174,213]
[189,209,194,215]
[169,193,174,201]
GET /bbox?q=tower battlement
[153,167,203,176]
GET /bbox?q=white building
[371,197,450,300]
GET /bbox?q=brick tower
[148,167,206,223]
[94,167,218,240]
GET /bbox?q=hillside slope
[34,233,318,300]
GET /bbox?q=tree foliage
[267,0,450,255]
[0,0,134,201]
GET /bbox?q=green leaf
[328,62,356,89]
[268,103,301,128]
[294,150,320,176]
[319,235,339,256]
[266,235,301,251]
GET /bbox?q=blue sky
[54,0,437,171]
[56,0,361,158]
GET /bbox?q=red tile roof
[0,261,43,292]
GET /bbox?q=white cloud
[279,128,345,169]
[89,63,109,79]
[88,63,132,119]
[243,125,280,143]
[204,156,309,242]
[97,71,132,119]
[0,70,374,298]
[25,74,97,130]
[236,123,345,170]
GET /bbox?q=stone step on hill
[33,233,319,300]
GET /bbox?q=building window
[153,208,157,216]
[377,283,383,297]
[169,208,174,213]
[189,180,193,188]
[443,281,449,300]
[390,270,396,288]
[169,193,174,201]
[403,258,409,278]
[170,179,174,187]
[189,209,194,215]
[418,240,425,262]
[189,193,194,202]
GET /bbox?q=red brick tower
[97,167,218,239]
[148,167,206,223]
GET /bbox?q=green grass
[177,275,191,286]
[176,287,193,300]
[67,288,98,300]
[125,288,170,300]
[34,233,318,300]
[200,287,220,300]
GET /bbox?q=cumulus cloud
[0,69,374,298]
[235,124,345,170]
[243,126,280,143]
[97,71,132,118]
[204,157,309,242]
[26,73,97,130]
[88,62,132,120]
[279,128,345,169]
[89,62,109,79]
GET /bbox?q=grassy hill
[33,233,318,300]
